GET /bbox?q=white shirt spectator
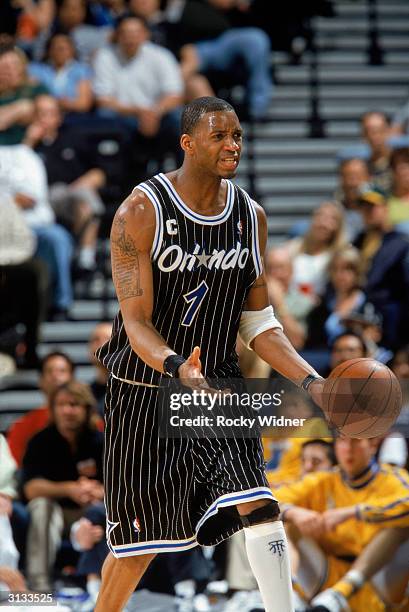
[0,434,17,499]
[0,145,54,227]
[93,42,184,108]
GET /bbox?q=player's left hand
[308,378,325,409]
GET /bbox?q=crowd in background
[1,1,409,611]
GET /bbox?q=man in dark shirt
[354,184,409,349]
[22,380,103,592]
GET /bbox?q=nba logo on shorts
[133,516,141,533]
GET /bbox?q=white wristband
[239,305,283,349]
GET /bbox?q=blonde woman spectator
[283,201,346,299]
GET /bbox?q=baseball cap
[357,183,387,206]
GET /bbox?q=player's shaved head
[181,96,235,135]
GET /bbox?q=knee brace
[239,500,280,528]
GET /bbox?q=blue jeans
[195,28,273,119]
[34,224,74,310]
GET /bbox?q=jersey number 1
[181,281,209,327]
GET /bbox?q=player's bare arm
[111,191,206,381]
[243,202,324,400]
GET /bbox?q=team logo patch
[133,516,141,533]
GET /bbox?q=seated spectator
[334,158,369,241]
[93,14,184,172]
[54,0,113,64]
[0,143,74,318]
[174,0,273,120]
[329,330,367,372]
[28,33,93,115]
[7,351,75,466]
[15,0,55,59]
[361,111,393,194]
[305,246,369,349]
[282,201,346,300]
[278,437,409,611]
[130,0,171,47]
[24,94,106,275]
[88,322,112,416]
[0,192,47,369]
[342,303,393,364]
[0,43,48,145]
[265,246,315,350]
[387,147,409,234]
[225,434,336,604]
[22,380,103,592]
[355,183,409,349]
[0,434,27,596]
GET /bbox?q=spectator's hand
[285,507,325,537]
[24,121,46,147]
[0,567,27,591]
[65,481,92,506]
[73,518,104,551]
[138,109,160,137]
[78,477,104,502]
[0,494,12,516]
[322,507,355,531]
[14,193,35,209]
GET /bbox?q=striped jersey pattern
[97,172,262,384]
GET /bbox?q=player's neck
[169,167,225,214]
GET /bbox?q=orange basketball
[322,358,402,438]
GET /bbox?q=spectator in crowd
[278,437,409,611]
[93,14,184,172]
[335,158,369,241]
[386,147,409,235]
[54,0,113,64]
[355,183,409,349]
[28,33,93,115]
[225,432,335,605]
[305,246,369,349]
[88,321,112,415]
[361,111,393,193]
[7,351,75,466]
[329,330,367,371]
[0,43,48,145]
[14,0,55,59]
[342,303,393,364]
[0,434,27,595]
[0,143,74,318]
[0,192,47,369]
[87,0,127,27]
[170,0,273,120]
[129,0,171,48]
[265,246,315,350]
[24,94,106,275]
[282,201,346,300]
[22,380,103,592]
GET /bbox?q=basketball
[322,358,402,438]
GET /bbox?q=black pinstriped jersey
[96,173,263,385]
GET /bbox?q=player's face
[302,443,333,475]
[190,111,242,178]
[335,437,375,477]
[53,391,88,433]
[40,356,73,398]
[330,336,365,369]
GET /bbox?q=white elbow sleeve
[239,305,283,349]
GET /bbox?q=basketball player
[95,97,325,612]
[278,437,409,611]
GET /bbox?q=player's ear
[180,133,194,154]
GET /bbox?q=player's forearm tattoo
[111,215,143,300]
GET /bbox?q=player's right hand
[178,346,209,391]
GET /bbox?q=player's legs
[237,499,294,612]
[94,552,155,612]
